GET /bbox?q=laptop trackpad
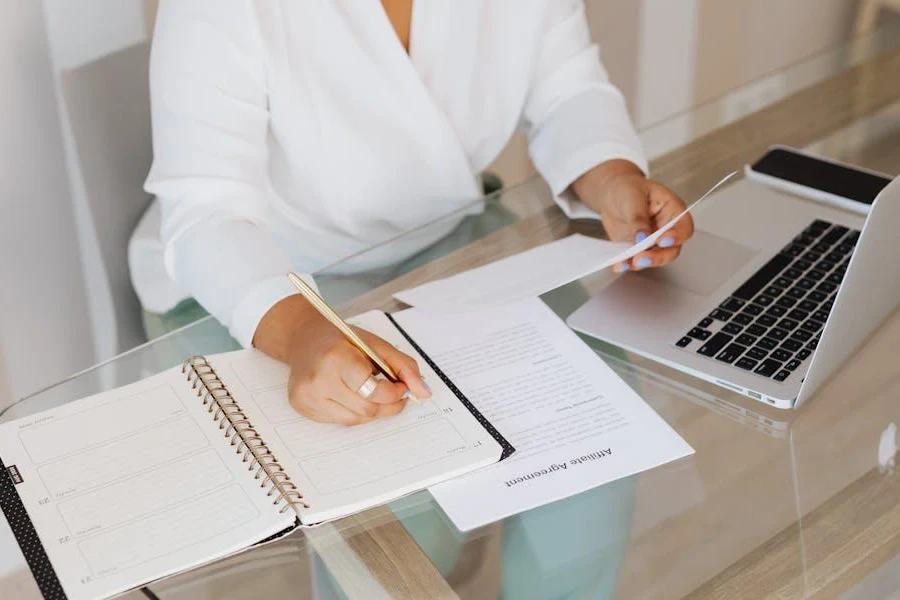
[637,230,758,297]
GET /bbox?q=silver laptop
[568,168,900,409]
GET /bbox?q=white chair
[60,42,153,354]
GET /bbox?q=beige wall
[491,0,861,183]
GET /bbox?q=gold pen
[286,272,400,383]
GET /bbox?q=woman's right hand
[253,294,431,425]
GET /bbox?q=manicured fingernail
[615,263,630,273]
[402,391,411,400]
[423,381,432,393]
[636,257,652,269]
[634,232,649,243]
[659,236,675,248]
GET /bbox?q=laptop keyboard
[675,219,860,382]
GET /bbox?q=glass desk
[6,26,900,600]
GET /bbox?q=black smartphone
[745,145,891,214]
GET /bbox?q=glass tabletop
[6,23,900,600]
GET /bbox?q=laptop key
[746,324,767,337]
[747,347,768,361]
[710,308,733,321]
[802,251,821,263]
[807,291,828,303]
[807,337,820,350]
[788,308,809,321]
[698,332,733,357]
[775,276,793,288]
[801,319,823,332]
[757,338,779,351]
[793,234,817,246]
[722,322,743,335]
[733,313,754,326]
[805,219,832,236]
[781,339,803,352]
[786,358,802,371]
[698,317,714,328]
[812,242,832,254]
[797,348,812,360]
[826,272,844,285]
[676,337,693,348]
[825,251,844,263]
[742,304,764,316]
[786,287,807,300]
[796,278,816,290]
[771,348,793,362]
[778,318,800,331]
[794,259,812,271]
[765,305,787,318]
[732,253,793,301]
[774,370,791,382]
[757,314,777,327]
[716,343,747,364]
[821,225,849,245]
[775,296,796,309]
[818,260,836,272]
[755,359,783,377]
[768,327,790,341]
[783,244,805,257]
[755,294,775,307]
[720,297,745,312]
[736,333,757,346]
[799,299,818,312]
[837,241,855,254]
[736,357,758,370]
[765,286,785,297]
[816,282,837,294]
[688,327,711,340]
[791,329,813,342]
[812,310,829,323]
[808,269,827,280]
[846,230,860,244]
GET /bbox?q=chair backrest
[60,42,153,354]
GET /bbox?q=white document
[394,172,737,310]
[392,298,695,532]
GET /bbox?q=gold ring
[356,375,379,399]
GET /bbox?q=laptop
[567,162,900,410]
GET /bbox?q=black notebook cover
[386,312,516,460]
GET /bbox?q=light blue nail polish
[616,263,630,273]
[636,257,652,269]
[659,236,675,248]
[423,381,432,393]
[402,391,411,400]
[634,231,649,243]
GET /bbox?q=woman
[132,0,694,425]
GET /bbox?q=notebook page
[391,298,694,531]
[0,365,294,600]
[206,310,505,525]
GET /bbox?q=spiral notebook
[0,310,513,600]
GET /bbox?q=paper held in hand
[394,172,737,310]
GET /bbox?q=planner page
[392,298,695,531]
[206,310,506,525]
[0,365,294,600]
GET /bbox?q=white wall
[0,1,94,406]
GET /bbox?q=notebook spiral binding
[182,356,308,515]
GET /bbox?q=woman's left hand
[573,160,694,273]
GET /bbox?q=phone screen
[751,148,890,205]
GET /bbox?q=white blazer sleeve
[145,0,299,348]
[522,0,648,219]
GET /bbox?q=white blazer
[131,0,646,347]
